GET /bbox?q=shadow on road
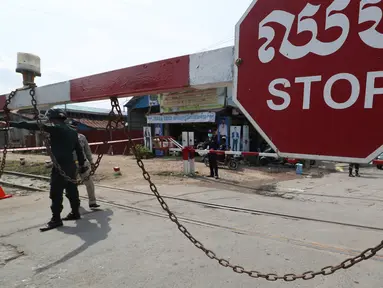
[34,208,113,274]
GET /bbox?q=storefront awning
[147,109,224,124]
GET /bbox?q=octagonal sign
[233,0,383,163]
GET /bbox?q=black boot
[62,212,81,221]
[349,168,354,177]
[40,218,63,232]
[355,171,360,177]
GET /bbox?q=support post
[182,147,190,175]
[189,148,195,176]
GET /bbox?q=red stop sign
[233,0,383,163]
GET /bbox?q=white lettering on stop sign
[267,71,383,111]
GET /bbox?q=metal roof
[53,104,111,115]
[72,118,125,129]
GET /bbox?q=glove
[79,165,89,174]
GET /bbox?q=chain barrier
[0,85,116,184]
[0,89,19,179]
[29,86,122,184]
[2,92,382,281]
[108,97,383,281]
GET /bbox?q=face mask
[208,134,212,138]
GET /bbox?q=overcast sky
[0,0,253,109]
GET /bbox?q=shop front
[147,110,222,146]
[226,86,265,152]
[146,86,263,152]
[147,88,226,146]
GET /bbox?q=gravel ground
[3,153,299,191]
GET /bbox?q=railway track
[1,170,383,263]
[2,170,383,232]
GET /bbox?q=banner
[217,117,230,146]
[242,125,250,152]
[230,126,241,151]
[159,88,225,113]
[147,112,216,124]
[143,126,152,150]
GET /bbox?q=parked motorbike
[202,152,240,170]
[259,146,281,166]
[196,140,208,150]
[259,146,315,167]
[376,153,383,170]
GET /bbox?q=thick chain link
[109,97,383,281]
[0,90,18,179]
[29,86,118,184]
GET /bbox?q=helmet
[46,108,67,120]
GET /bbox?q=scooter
[259,146,315,167]
[202,152,240,170]
[259,146,281,166]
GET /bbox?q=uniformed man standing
[70,121,99,209]
[207,130,219,179]
[0,108,87,231]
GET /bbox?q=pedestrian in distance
[231,127,240,151]
[349,163,360,177]
[0,108,88,232]
[69,121,100,209]
[207,130,219,179]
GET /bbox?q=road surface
[0,167,382,287]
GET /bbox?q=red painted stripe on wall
[70,55,190,102]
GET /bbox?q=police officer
[0,108,87,231]
[207,130,219,179]
[349,163,360,177]
[69,121,100,209]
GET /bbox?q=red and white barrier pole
[169,148,278,158]
[189,148,195,175]
[182,147,190,175]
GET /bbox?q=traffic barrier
[169,147,278,158]
[0,136,177,155]
[189,148,195,175]
[0,186,12,200]
[113,167,122,176]
[182,147,190,175]
[178,147,280,176]
[0,137,144,153]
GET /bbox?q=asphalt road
[0,167,382,288]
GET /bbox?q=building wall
[128,109,148,131]
[81,129,143,155]
[0,113,36,148]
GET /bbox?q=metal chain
[0,90,19,179]
[109,97,383,281]
[28,86,117,184]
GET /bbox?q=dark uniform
[208,135,219,179]
[349,163,360,177]
[9,108,87,231]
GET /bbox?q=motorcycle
[202,152,241,170]
[259,146,315,167]
[376,153,383,170]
